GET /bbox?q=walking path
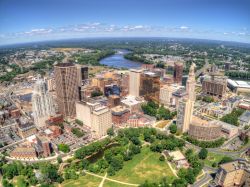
[84,170,139,186]
[98,173,107,187]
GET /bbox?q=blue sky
[0,0,250,45]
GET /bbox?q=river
[99,49,142,69]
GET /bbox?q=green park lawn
[104,180,130,187]
[110,146,176,184]
[61,174,102,187]
[204,152,225,167]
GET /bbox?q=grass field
[204,152,226,167]
[104,181,130,187]
[110,146,176,184]
[60,174,102,187]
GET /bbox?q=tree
[110,155,124,171]
[91,90,103,97]
[107,166,116,176]
[202,96,214,103]
[107,127,114,137]
[219,156,233,164]
[198,148,208,160]
[172,178,188,187]
[159,155,165,162]
[58,144,70,153]
[57,156,63,164]
[2,179,14,187]
[169,124,177,134]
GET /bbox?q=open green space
[60,174,102,187]
[104,181,130,187]
[110,146,176,184]
[204,152,226,167]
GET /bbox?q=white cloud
[180,26,189,30]
[134,25,144,29]
[24,28,53,35]
[1,22,250,45]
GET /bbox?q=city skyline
[0,0,250,45]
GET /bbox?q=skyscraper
[32,77,55,128]
[173,62,183,84]
[176,98,194,133]
[139,71,160,101]
[76,64,88,86]
[186,63,196,101]
[129,69,143,97]
[54,63,79,117]
[176,63,196,133]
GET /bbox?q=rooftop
[220,160,250,173]
[227,79,250,89]
[111,105,129,115]
[168,150,186,161]
[121,96,145,106]
[239,111,250,123]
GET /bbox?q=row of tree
[220,108,245,126]
[184,136,225,148]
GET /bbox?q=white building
[177,63,196,133]
[160,84,184,106]
[129,69,143,97]
[32,78,55,128]
[75,101,101,128]
[92,106,112,137]
[121,95,145,112]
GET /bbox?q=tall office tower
[92,106,112,137]
[176,98,194,133]
[139,72,160,101]
[54,63,79,117]
[186,63,196,101]
[177,63,196,133]
[173,62,183,84]
[32,78,55,128]
[46,78,55,91]
[76,64,88,86]
[129,69,143,97]
[160,84,173,106]
[76,65,88,100]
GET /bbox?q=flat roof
[239,111,250,123]
[168,150,186,161]
[227,79,250,89]
[121,96,144,106]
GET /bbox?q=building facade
[54,63,79,117]
[214,160,250,187]
[188,117,222,141]
[139,71,160,101]
[91,106,112,137]
[32,78,55,128]
[202,75,227,98]
[176,63,196,133]
[111,105,130,125]
[173,62,183,84]
[129,69,143,97]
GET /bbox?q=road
[192,172,212,187]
